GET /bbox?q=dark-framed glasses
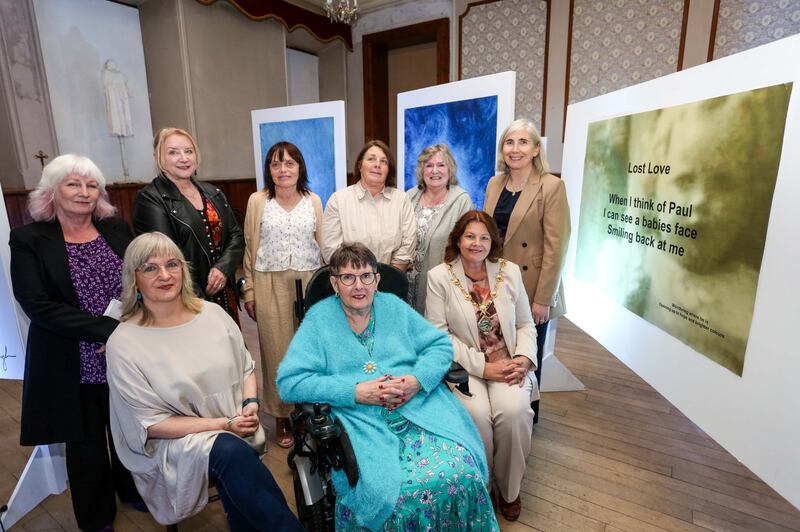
[332,272,377,286]
[137,259,182,278]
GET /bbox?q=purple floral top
[65,236,123,384]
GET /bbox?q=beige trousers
[455,373,534,502]
[253,269,314,418]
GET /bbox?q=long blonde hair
[120,232,203,326]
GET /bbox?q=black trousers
[531,321,548,424]
[65,383,141,531]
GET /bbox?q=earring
[136,291,143,302]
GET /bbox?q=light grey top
[406,185,473,313]
[106,302,265,525]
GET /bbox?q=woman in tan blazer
[426,210,536,521]
[484,118,571,423]
[242,141,323,448]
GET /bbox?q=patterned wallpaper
[712,0,800,59]
[568,0,684,104]
[460,0,548,131]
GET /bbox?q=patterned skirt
[335,410,499,531]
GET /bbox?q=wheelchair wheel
[292,465,331,531]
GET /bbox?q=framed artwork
[251,101,347,206]
[397,71,516,208]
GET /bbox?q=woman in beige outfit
[242,141,323,447]
[483,118,571,424]
[426,210,537,522]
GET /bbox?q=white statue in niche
[101,59,133,137]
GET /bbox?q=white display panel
[251,101,347,206]
[561,34,800,510]
[396,71,516,208]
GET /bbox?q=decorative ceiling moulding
[458,0,550,135]
[196,0,353,50]
[562,0,689,140]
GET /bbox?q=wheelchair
[286,263,469,531]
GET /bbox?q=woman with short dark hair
[426,210,537,521]
[321,140,417,272]
[278,243,498,530]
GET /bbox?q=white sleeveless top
[255,195,321,272]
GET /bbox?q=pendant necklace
[352,307,378,374]
[447,260,506,335]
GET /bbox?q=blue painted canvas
[403,95,498,209]
[259,117,336,205]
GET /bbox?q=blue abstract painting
[259,117,336,205]
[403,95,498,208]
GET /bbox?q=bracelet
[225,416,235,431]
[241,397,260,409]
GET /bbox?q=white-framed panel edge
[396,71,516,188]
[561,33,800,510]
[251,101,347,192]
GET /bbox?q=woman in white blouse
[242,141,323,448]
[321,140,417,271]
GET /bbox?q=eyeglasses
[331,272,377,286]
[269,160,298,171]
[137,259,182,278]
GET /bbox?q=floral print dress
[336,408,498,531]
[336,322,499,531]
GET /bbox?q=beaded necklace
[447,260,506,335]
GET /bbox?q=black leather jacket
[133,174,244,299]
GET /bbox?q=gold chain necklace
[447,260,506,335]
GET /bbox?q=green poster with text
[576,83,792,375]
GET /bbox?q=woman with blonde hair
[106,232,301,530]
[134,127,244,321]
[406,143,472,313]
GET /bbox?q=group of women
[10,117,570,531]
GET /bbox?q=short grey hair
[329,243,378,275]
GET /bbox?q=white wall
[561,34,800,510]
[287,48,320,105]
[33,0,154,182]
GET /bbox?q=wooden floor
[2,316,799,531]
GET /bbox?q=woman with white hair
[10,154,142,531]
[483,119,571,436]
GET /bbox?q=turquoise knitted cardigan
[277,292,488,530]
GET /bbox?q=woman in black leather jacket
[134,127,244,322]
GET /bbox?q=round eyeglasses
[137,259,182,279]
[331,272,377,286]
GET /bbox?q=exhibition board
[561,33,800,510]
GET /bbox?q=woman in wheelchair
[426,211,538,522]
[278,243,499,531]
[105,232,302,531]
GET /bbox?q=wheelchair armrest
[444,362,472,397]
[289,402,359,487]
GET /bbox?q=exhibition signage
[574,84,791,376]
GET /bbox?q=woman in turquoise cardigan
[278,244,498,531]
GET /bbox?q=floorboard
[2,317,799,531]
